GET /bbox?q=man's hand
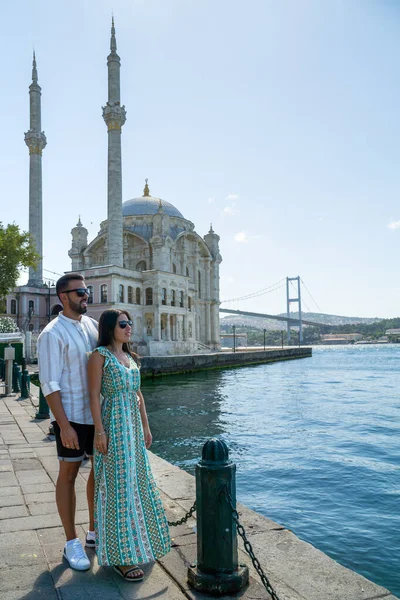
[60,424,79,450]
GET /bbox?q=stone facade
[4,21,222,355]
[71,186,222,354]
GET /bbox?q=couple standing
[38,273,170,582]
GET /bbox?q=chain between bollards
[168,501,196,527]
[223,486,281,600]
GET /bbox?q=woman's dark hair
[97,309,140,364]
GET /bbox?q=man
[38,273,98,570]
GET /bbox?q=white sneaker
[63,538,90,570]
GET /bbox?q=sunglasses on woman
[118,320,133,329]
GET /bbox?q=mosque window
[198,271,201,299]
[136,287,141,305]
[87,286,93,304]
[173,263,177,274]
[28,300,35,314]
[145,287,153,305]
[101,285,108,303]
[128,286,133,304]
[162,288,167,305]
[188,296,192,312]
[136,260,146,272]
[171,290,176,307]
[179,291,184,308]
[10,299,17,315]
[119,285,124,303]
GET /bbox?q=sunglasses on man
[64,288,90,297]
[118,320,133,329]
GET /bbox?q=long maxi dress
[93,346,171,566]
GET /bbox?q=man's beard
[68,297,87,315]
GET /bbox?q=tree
[0,223,40,308]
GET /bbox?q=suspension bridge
[219,276,330,342]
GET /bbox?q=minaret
[102,17,126,267]
[24,52,47,286]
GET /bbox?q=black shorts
[52,421,95,462]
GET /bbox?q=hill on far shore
[220,312,383,331]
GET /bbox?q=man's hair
[56,273,84,300]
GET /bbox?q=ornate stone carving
[24,130,47,155]
[102,102,127,131]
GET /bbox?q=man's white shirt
[38,313,98,424]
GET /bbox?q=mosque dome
[122,180,184,219]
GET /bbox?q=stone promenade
[0,390,397,600]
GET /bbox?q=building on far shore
[320,333,363,345]
[4,20,222,356]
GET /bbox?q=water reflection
[143,370,228,470]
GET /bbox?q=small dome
[122,196,184,219]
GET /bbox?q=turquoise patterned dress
[93,346,171,566]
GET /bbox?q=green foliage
[319,319,400,339]
[0,223,39,301]
[0,316,18,333]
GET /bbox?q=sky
[1,0,400,318]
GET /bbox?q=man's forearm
[45,391,69,428]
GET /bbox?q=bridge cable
[221,278,286,304]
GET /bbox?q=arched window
[145,287,153,305]
[51,305,62,316]
[162,288,167,305]
[186,266,190,278]
[136,260,146,272]
[198,271,201,299]
[10,299,17,315]
[173,263,177,274]
[136,287,141,305]
[179,291,184,308]
[101,285,107,303]
[128,286,133,304]
[28,323,34,332]
[87,286,93,304]
[188,296,192,312]
[28,300,35,314]
[171,290,176,307]
[118,285,124,303]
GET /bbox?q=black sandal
[113,565,144,582]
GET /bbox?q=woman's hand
[143,426,152,449]
[94,431,108,455]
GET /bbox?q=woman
[87,309,170,581]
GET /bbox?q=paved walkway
[0,391,213,600]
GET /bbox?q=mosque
[5,20,222,355]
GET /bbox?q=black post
[281,330,284,348]
[36,388,50,420]
[263,328,266,350]
[187,439,249,595]
[232,325,236,353]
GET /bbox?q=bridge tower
[286,276,303,344]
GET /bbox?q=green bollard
[35,387,50,420]
[12,363,21,394]
[187,439,249,595]
[20,370,30,399]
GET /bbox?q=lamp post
[45,281,56,323]
[263,328,266,351]
[232,325,236,353]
